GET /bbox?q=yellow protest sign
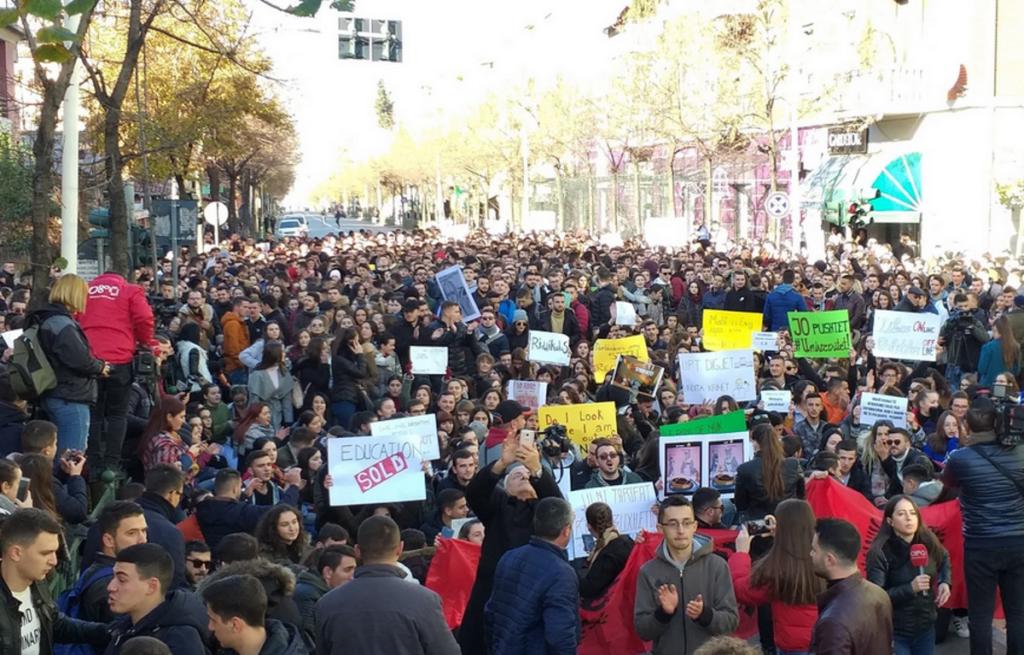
[538,401,617,449]
[702,309,762,351]
[593,335,648,382]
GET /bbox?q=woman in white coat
[248,341,295,430]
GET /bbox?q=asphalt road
[284,213,396,238]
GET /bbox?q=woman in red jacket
[729,498,824,655]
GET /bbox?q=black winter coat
[724,288,764,313]
[29,303,105,404]
[427,320,485,377]
[292,357,330,398]
[329,352,370,405]
[136,492,188,590]
[943,432,1024,546]
[0,401,27,457]
[734,455,804,520]
[881,448,932,497]
[195,490,299,549]
[198,559,303,633]
[589,285,616,335]
[579,533,634,602]
[0,577,108,655]
[866,536,950,638]
[217,620,309,655]
[103,589,210,655]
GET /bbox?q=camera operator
[938,292,990,389]
[943,397,1024,653]
[80,272,158,483]
[149,278,181,328]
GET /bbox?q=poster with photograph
[436,266,481,322]
[611,355,665,400]
[707,437,745,494]
[662,440,702,495]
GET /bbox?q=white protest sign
[410,346,448,375]
[528,330,571,366]
[752,331,780,351]
[436,266,480,322]
[0,329,22,347]
[761,390,792,413]
[871,310,940,361]
[370,413,440,460]
[859,392,908,429]
[567,483,657,560]
[614,301,637,326]
[660,431,752,501]
[677,349,756,403]
[326,435,426,506]
[507,380,548,411]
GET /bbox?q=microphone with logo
[910,544,929,597]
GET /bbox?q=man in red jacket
[80,272,158,480]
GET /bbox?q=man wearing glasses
[880,427,932,497]
[184,542,212,587]
[584,439,643,489]
[634,496,738,654]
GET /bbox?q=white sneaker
[951,616,970,638]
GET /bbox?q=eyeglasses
[660,520,697,531]
[885,439,903,446]
[598,452,620,461]
[514,321,527,326]
[187,559,212,570]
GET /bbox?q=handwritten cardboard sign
[859,392,908,429]
[614,301,637,326]
[760,390,792,413]
[593,335,648,382]
[327,435,426,506]
[871,310,940,361]
[702,310,762,351]
[370,414,440,460]
[537,401,617,450]
[752,331,780,352]
[567,483,657,559]
[410,346,448,375]
[528,330,571,366]
[677,349,756,403]
[788,310,851,358]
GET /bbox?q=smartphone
[17,477,30,502]
[745,520,772,537]
[993,383,1007,399]
[519,429,536,448]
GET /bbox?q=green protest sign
[788,310,851,358]
[660,410,747,437]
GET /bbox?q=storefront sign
[828,126,868,155]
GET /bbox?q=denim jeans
[894,627,934,655]
[965,546,1024,655]
[87,362,133,476]
[42,396,91,454]
[331,401,357,432]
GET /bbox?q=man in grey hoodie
[634,496,738,654]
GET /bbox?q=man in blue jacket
[485,497,579,655]
[762,269,808,331]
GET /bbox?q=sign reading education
[327,435,426,506]
[409,346,448,375]
[859,392,908,429]
[871,310,940,361]
[593,335,648,382]
[677,349,756,404]
[538,401,616,449]
[788,310,851,358]
[528,330,571,366]
[567,483,657,559]
[371,414,440,460]
[702,310,762,351]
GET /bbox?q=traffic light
[88,208,110,238]
[846,189,880,229]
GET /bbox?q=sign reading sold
[327,435,425,506]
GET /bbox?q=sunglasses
[885,439,903,446]
[187,558,212,570]
[598,452,620,460]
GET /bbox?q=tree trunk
[226,171,240,233]
[610,172,619,233]
[668,148,679,217]
[105,112,130,275]
[29,87,64,289]
[207,165,221,203]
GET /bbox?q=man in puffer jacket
[762,269,808,331]
[634,496,738,654]
[80,272,157,479]
[202,574,309,655]
[427,301,485,378]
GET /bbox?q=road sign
[204,202,228,226]
[765,192,790,218]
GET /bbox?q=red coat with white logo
[80,273,157,364]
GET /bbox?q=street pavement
[286,213,395,238]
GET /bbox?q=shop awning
[805,151,922,225]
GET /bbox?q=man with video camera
[943,396,1024,654]
[938,292,989,389]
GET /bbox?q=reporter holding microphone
[866,495,951,655]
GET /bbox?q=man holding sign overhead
[428,301,486,379]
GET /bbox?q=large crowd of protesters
[0,224,1021,655]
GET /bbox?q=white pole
[787,0,802,253]
[521,123,529,231]
[60,13,81,273]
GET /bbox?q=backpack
[8,322,57,400]
[54,563,114,655]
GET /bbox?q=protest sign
[659,410,748,437]
[614,301,637,326]
[567,483,657,559]
[611,356,665,399]
[410,346,448,375]
[593,335,648,382]
[436,266,480,321]
[661,430,752,499]
[752,331,780,351]
[507,380,548,411]
[859,392,908,429]
[702,310,762,351]
[871,310,940,361]
[538,401,617,450]
[528,330,570,366]
[760,390,792,413]
[327,435,426,506]
[676,349,756,404]
[788,310,851,358]
[0,329,22,349]
[371,414,440,460]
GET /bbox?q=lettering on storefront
[827,126,868,155]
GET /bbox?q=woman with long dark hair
[329,327,371,430]
[729,499,824,655]
[255,504,310,565]
[16,454,61,520]
[867,495,951,655]
[735,423,804,521]
[140,395,202,482]
[923,411,965,468]
[578,502,635,602]
[249,341,294,430]
[978,315,1021,386]
[233,402,276,455]
[293,336,331,399]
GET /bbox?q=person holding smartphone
[0,458,30,515]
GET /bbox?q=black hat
[495,400,530,424]
[907,286,927,297]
